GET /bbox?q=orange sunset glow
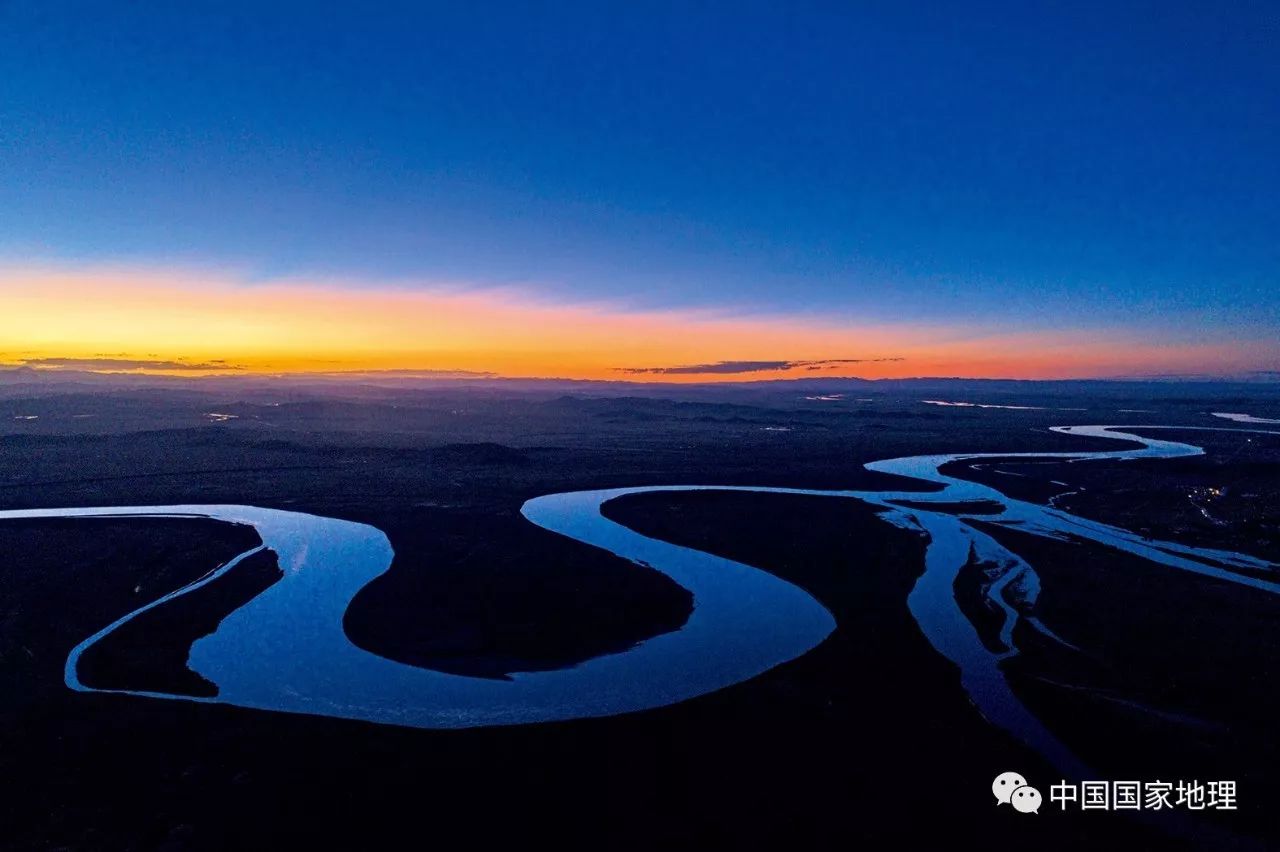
[1,264,1274,382]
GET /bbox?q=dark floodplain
[1,373,1278,850]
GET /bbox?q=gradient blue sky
[1,1,1277,374]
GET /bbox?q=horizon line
[4,365,1279,387]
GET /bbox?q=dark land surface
[78,545,282,697]
[344,510,694,679]
[940,428,1280,564]
[0,518,264,695]
[972,522,1280,842]
[0,374,1277,850]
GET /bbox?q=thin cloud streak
[616,358,905,375]
[19,357,245,372]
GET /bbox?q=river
[1,424,1276,773]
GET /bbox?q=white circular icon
[1011,785,1042,814]
[992,771,1027,805]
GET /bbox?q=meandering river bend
[2,424,1276,773]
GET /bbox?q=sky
[1,1,1277,380]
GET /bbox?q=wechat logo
[993,771,1042,814]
